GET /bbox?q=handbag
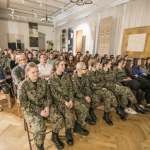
[122,79,140,90]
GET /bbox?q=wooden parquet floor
[0,93,150,150]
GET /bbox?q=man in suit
[12,54,27,94]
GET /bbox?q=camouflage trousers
[23,110,47,147]
[78,94,99,117]
[113,86,137,109]
[50,100,89,133]
[93,89,118,113]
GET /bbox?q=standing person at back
[12,54,27,94]
[37,54,52,80]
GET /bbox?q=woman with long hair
[140,58,150,74]
[101,59,149,120]
[66,55,76,69]
[76,54,85,64]
[115,55,121,66]
[87,59,128,125]
[125,60,150,110]
[75,54,79,63]
[113,59,148,114]
[71,62,100,125]
[26,51,34,63]
[18,62,53,150]
[49,58,89,148]
[93,53,100,60]
[145,57,150,72]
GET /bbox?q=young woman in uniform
[101,59,149,121]
[87,59,128,125]
[49,58,89,149]
[18,62,53,150]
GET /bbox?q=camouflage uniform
[49,72,88,128]
[101,69,137,109]
[87,70,118,112]
[0,57,5,67]
[71,73,99,115]
[3,59,11,74]
[18,77,53,146]
[113,66,127,83]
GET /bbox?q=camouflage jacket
[0,58,5,67]
[87,69,106,91]
[18,77,52,115]
[101,69,122,91]
[49,72,74,105]
[71,72,92,99]
[3,59,11,73]
[2,55,10,62]
[113,66,127,83]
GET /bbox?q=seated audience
[76,55,85,64]
[100,57,105,70]
[145,57,150,73]
[49,59,89,149]
[115,55,121,66]
[18,62,53,150]
[12,54,27,94]
[125,60,150,110]
[93,53,100,61]
[104,54,108,59]
[113,59,148,114]
[10,53,18,70]
[87,59,127,125]
[110,57,115,70]
[66,55,76,70]
[26,51,34,63]
[37,54,52,80]
[47,53,55,65]
[0,65,12,109]
[124,55,129,61]
[140,58,150,74]
[102,59,149,121]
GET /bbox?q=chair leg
[14,95,21,118]
[25,120,32,150]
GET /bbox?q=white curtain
[99,4,125,57]
[124,0,150,29]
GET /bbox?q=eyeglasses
[19,58,27,61]
[81,69,87,70]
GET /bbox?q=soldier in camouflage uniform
[102,59,149,121]
[18,62,54,150]
[71,62,100,125]
[113,58,149,114]
[87,59,129,125]
[49,58,89,149]
[0,53,5,67]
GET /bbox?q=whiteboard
[127,33,147,52]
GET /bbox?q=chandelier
[70,0,92,6]
[41,0,52,23]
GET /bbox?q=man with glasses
[12,54,27,94]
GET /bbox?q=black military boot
[65,129,73,146]
[115,106,129,117]
[103,112,113,126]
[89,108,97,120]
[134,103,149,114]
[51,132,64,149]
[36,144,44,150]
[73,121,89,136]
[85,118,96,125]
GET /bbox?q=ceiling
[0,0,128,27]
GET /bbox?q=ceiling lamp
[70,0,92,5]
[41,0,53,23]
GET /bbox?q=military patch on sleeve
[19,88,22,90]
[72,80,75,82]
[73,87,75,88]
[86,74,88,76]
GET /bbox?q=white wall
[0,20,54,51]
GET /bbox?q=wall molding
[0,17,54,27]
[55,0,129,28]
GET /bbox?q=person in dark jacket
[125,59,150,110]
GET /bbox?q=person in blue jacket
[132,58,150,80]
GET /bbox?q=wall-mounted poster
[29,22,38,47]
[76,30,83,53]
[98,16,113,58]
[68,28,74,52]
[121,26,150,58]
